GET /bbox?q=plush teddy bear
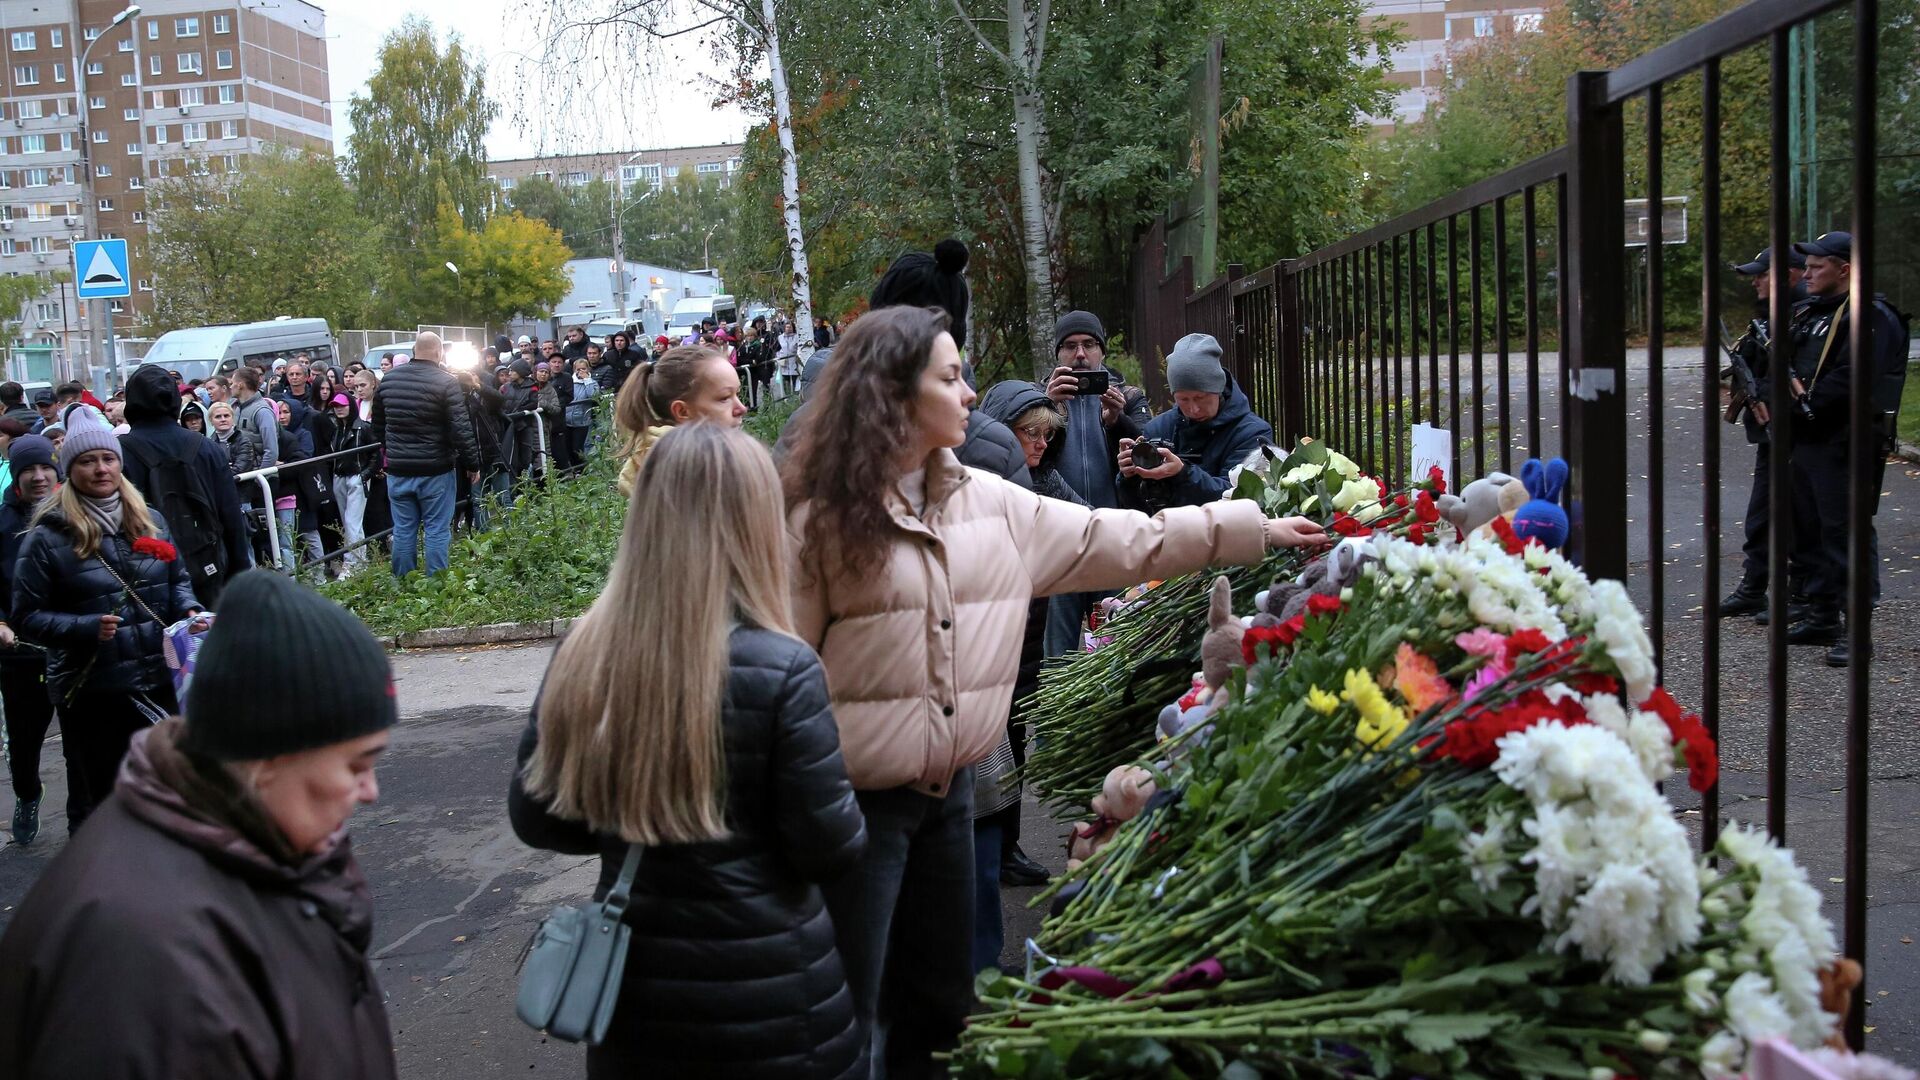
[1066,764,1159,871]
[1509,457,1571,550]
[1157,576,1242,742]
[1442,471,1519,535]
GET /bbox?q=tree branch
[1034,0,1050,66]
[948,0,1014,70]
[683,0,760,38]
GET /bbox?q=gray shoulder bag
[515,843,643,1045]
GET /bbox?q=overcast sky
[321,0,754,160]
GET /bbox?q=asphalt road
[0,348,1913,1068]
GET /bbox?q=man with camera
[1116,332,1272,514]
[1780,231,1911,664]
[1720,246,1811,621]
[1040,311,1153,655]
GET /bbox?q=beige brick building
[488,142,746,196]
[1368,0,1548,127]
[0,0,330,360]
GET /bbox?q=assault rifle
[1718,317,1767,427]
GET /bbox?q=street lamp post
[609,151,657,323]
[73,4,140,389]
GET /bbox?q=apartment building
[1369,0,1548,127]
[0,0,330,355]
[488,142,746,196]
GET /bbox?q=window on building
[213,14,231,33]
[696,161,723,174]
[16,101,40,119]
[1473,15,1494,35]
[27,203,50,221]
[127,143,140,154]
[24,169,47,187]
[52,63,65,83]
[122,107,138,121]
[95,164,111,178]
[132,212,144,225]
[177,53,202,75]
[98,198,112,211]
[54,97,67,116]
[9,32,34,51]
[149,124,167,144]
[109,300,125,314]
[220,119,238,139]
[149,54,162,75]
[562,171,588,186]
[181,122,205,143]
[215,49,232,69]
[92,130,108,144]
[151,90,166,108]
[217,83,236,104]
[12,65,38,86]
[88,95,105,110]
[147,21,159,40]
[1,240,14,257]
[179,87,203,106]
[532,170,552,182]
[0,172,11,189]
[128,176,143,190]
[58,132,72,151]
[20,135,43,154]
[497,176,516,190]
[120,73,136,86]
[1514,13,1544,32]
[175,17,200,36]
[30,237,50,255]
[86,61,106,77]
[117,37,132,52]
[49,28,61,48]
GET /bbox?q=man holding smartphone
[1040,311,1153,655]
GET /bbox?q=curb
[1898,441,1919,466]
[381,617,574,651]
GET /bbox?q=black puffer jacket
[0,484,45,672]
[509,626,866,1079]
[120,365,253,582]
[368,359,480,478]
[14,506,201,701]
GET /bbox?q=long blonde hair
[523,423,796,844]
[31,472,160,559]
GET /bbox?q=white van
[139,318,339,382]
[667,294,738,334]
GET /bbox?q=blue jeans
[388,470,457,577]
[972,820,1005,974]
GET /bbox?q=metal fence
[1135,0,1893,1047]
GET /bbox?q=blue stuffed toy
[1510,457,1570,550]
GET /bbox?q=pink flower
[1454,628,1506,658]
[1461,659,1512,703]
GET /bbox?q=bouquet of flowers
[1019,440,1431,815]
[956,531,1847,1079]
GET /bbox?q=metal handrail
[235,443,384,571]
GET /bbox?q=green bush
[326,395,801,636]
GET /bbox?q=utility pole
[73,4,141,390]
[610,150,656,324]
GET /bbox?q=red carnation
[1393,494,1410,509]
[1428,465,1448,495]
[1408,523,1429,545]
[1241,625,1293,666]
[1502,627,1553,663]
[1414,490,1441,524]
[1488,514,1528,555]
[131,537,177,562]
[1305,593,1343,616]
[1677,720,1720,792]
[1330,513,1372,538]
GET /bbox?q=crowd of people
[0,227,1903,1080]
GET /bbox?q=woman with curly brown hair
[781,305,1326,1077]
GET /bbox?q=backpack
[122,438,227,601]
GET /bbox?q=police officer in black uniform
[1780,231,1912,666]
[1721,246,1811,620]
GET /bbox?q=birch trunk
[762,0,815,364]
[1008,0,1057,379]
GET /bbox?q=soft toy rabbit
[1509,457,1571,550]
[1157,576,1242,742]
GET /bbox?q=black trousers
[1741,441,1816,590]
[1792,436,1885,615]
[63,685,177,828]
[2,665,65,810]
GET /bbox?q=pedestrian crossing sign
[73,238,131,300]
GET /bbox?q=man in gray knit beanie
[1117,331,1273,512]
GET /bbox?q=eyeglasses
[1016,425,1055,442]
[1057,338,1102,356]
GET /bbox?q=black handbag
[515,843,642,1045]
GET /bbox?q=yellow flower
[1306,686,1340,715]
[1343,667,1409,752]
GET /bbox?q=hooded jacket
[119,365,253,578]
[368,357,481,478]
[0,720,397,1079]
[13,504,201,700]
[788,449,1267,794]
[509,627,866,1078]
[0,478,45,672]
[1120,371,1272,511]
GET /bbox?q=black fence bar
[1562,70,1629,580]
[1342,253,1356,454]
[1524,186,1543,458]
[1700,57,1724,856]
[1844,0,1877,1049]
[1448,213,1463,484]
[1604,0,1851,103]
[1494,195,1513,476]
[1427,222,1441,427]
[1393,236,1407,475]
[1647,82,1667,675]
[1365,244,1380,476]
[1557,174,1571,443]
[1469,206,1486,480]
[1408,232,1423,429]
[1764,29,1792,843]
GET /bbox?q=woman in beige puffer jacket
[781,305,1325,1078]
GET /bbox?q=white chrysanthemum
[1559,862,1664,983]
[1578,579,1657,703]
[1684,967,1721,1015]
[1716,824,1841,1046]
[1582,693,1677,783]
[1725,971,1795,1043]
[1462,812,1516,893]
[1700,1030,1746,1080]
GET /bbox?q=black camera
[1131,438,1176,471]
